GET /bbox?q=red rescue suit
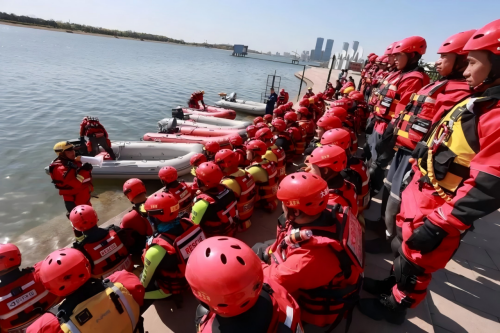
[304,92,315,98]
[189,91,205,109]
[298,120,316,146]
[267,146,286,182]
[233,146,250,167]
[287,126,307,156]
[0,263,60,333]
[324,87,335,100]
[277,91,289,107]
[226,170,256,227]
[79,119,109,138]
[275,131,295,164]
[120,204,153,255]
[327,176,358,217]
[347,157,370,212]
[163,181,194,218]
[247,161,278,211]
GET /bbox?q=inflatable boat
[214,92,267,115]
[172,115,251,129]
[44,139,203,179]
[180,105,236,119]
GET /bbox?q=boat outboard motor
[158,118,179,134]
[228,92,237,102]
[66,138,89,156]
[172,106,188,120]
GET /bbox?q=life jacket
[195,185,238,237]
[48,159,92,196]
[190,91,204,102]
[197,277,303,333]
[277,132,295,164]
[417,98,482,194]
[164,181,193,218]
[227,170,256,226]
[393,79,471,150]
[347,158,370,211]
[298,120,315,145]
[142,219,205,294]
[374,68,429,121]
[83,119,106,137]
[287,126,306,156]
[0,268,59,333]
[271,207,363,330]
[247,161,278,204]
[53,279,140,333]
[268,146,286,181]
[328,180,358,217]
[73,227,133,279]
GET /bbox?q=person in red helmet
[228,133,249,167]
[263,114,273,124]
[0,244,60,333]
[277,88,289,107]
[191,162,238,237]
[159,166,194,218]
[271,118,295,164]
[27,248,144,333]
[255,122,267,131]
[307,145,358,216]
[255,127,286,181]
[203,141,220,161]
[273,105,285,119]
[253,172,363,330]
[349,91,368,133]
[365,30,476,254]
[246,125,257,141]
[284,111,307,156]
[141,192,204,305]
[187,237,303,333]
[215,149,256,231]
[245,140,279,212]
[79,116,116,159]
[324,81,336,100]
[327,106,358,152]
[296,106,316,145]
[359,21,500,324]
[70,205,134,278]
[253,116,264,125]
[304,114,342,155]
[367,36,430,196]
[190,153,208,193]
[363,54,381,100]
[188,90,206,109]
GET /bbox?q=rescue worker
[284,111,307,156]
[304,114,342,155]
[296,106,316,145]
[265,88,278,115]
[327,106,358,152]
[141,192,205,305]
[314,92,327,117]
[324,81,336,100]
[304,87,314,98]
[363,54,379,100]
[270,118,295,164]
[190,153,208,193]
[253,116,264,125]
[246,125,257,141]
[159,166,194,218]
[121,178,153,255]
[365,30,476,253]
[263,114,273,124]
[79,116,116,159]
[27,248,144,333]
[254,172,363,330]
[188,90,206,109]
[254,127,286,182]
[245,140,279,212]
[70,205,134,279]
[187,237,303,333]
[273,105,285,119]
[228,133,249,167]
[203,141,220,161]
[215,149,256,232]
[277,88,289,107]
[0,244,60,333]
[191,162,238,237]
[359,20,500,324]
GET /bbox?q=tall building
[323,39,334,61]
[310,49,315,61]
[314,38,324,61]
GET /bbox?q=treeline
[0,12,234,50]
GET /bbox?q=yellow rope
[427,149,452,202]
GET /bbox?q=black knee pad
[393,254,425,293]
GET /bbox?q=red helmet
[331,100,348,110]
[0,244,21,271]
[158,166,178,184]
[195,162,223,188]
[316,92,324,100]
[464,20,500,55]
[393,36,427,55]
[123,178,146,201]
[320,128,351,149]
[277,172,328,216]
[369,55,378,62]
[40,248,91,297]
[280,89,285,95]
[204,141,221,154]
[69,205,98,232]
[384,42,396,55]
[190,153,207,167]
[255,127,273,142]
[246,125,257,139]
[253,117,264,125]
[263,114,273,123]
[215,149,239,169]
[299,98,310,107]
[284,112,297,123]
[376,56,383,63]
[327,107,348,121]
[273,107,285,117]
[228,134,243,146]
[144,192,179,223]
[186,237,263,317]
[286,101,294,108]
[255,122,267,130]
[380,55,389,64]
[246,140,267,156]
[438,30,476,55]
[350,92,364,102]
[316,114,342,131]
[297,107,310,116]
[368,52,375,57]
[309,145,347,172]
[271,118,286,132]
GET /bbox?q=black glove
[81,163,93,171]
[406,218,448,254]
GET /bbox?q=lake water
[0,24,307,247]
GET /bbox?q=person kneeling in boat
[191,162,238,237]
[304,114,342,155]
[203,141,220,161]
[215,149,256,232]
[70,205,134,279]
[159,166,193,218]
[27,248,144,333]
[253,172,363,331]
[121,178,153,255]
[0,244,60,333]
[245,140,279,212]
[79,116,116,160]
[188,90,206,110]
[140,193,205,308]
[254,128,286,182]
[187,237,304,333]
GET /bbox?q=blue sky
[1,0,499,62]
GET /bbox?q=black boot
[364,217,386,233]
[363,275,396,296]
[358,295,407,325]
[365,237,392,254]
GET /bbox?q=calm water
[0,25,306,244]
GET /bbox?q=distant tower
[352,41,359,55]
[323,39,334,61]
[342,42,349,53]
[311,49,315,60]
[314,38,324,61]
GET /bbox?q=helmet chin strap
[286,208,297,222]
